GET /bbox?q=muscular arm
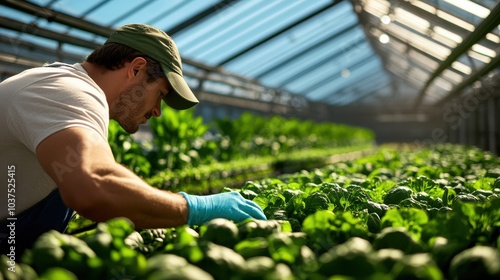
[36,126,189,228]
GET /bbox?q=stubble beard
[111,82,148,134]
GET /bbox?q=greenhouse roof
[0,0,499,110]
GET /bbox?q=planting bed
[2,143,499,279]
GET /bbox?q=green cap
[106,23,199,110]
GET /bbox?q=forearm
[36,127,189,229]
[70,163,189,229]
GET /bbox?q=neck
[81,61,125,119]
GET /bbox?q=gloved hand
[179,191,267,226]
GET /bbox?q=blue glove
[179,191,267,226]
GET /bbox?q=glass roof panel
[225,3,358,76]
[176,0,333,66]
[259,29,368,87]
[288,45,379,96]
[175,0,272,53]
[0,28,58,50]
[303,53,382,100]
[31,0,98,17]
[186,2,306,63]
[52,0,220,30]
[440,0,490,23]
[0,0,497,109]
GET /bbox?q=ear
[128,57,148,79]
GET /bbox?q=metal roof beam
[303,54,378,96]
[321,70,387,102]
[413,1,500,108]
[0,25,262,90]
[0,16,101,49]
[328,73,390,105]
[351,0,397,100]
[1,0,236,39]
[0,52,44,68]
[366,21,466,80]
[167,0,236,35]
[321,75,380,104]
[217,0,344,66]
[434,50,500,106]
[0,35,85,63]
[257,22,359,80]
[380,45,437,83]
[146,1,192,25]
[276,37,366,87]
[338,81,391,105]
[2,0,112,37]
[108,0,159,26]
[397,0,498,51]
[78,0,113,18]
[0,11,262,86]
[385,66,425,90]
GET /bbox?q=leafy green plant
[108,120,151,177]
[9,143,499,280]
[148,105,209,172]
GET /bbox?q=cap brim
[163,71,199,110]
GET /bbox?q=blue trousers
[0,189,73,256]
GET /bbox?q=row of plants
[109,105,375,178]
[67,109,375,236]
[3,143,499,279]
[145,145,373,194]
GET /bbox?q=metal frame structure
[0,0,499,151]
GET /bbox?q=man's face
[112,75,168,133]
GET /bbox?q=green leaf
[472,177,495,191]
[381,208,428,240]
[268,233,301,264]
[39,267,78,280]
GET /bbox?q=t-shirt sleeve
[7,73,109,153]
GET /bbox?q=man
[0,24,266,255]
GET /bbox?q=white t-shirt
[0,63,109,220]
